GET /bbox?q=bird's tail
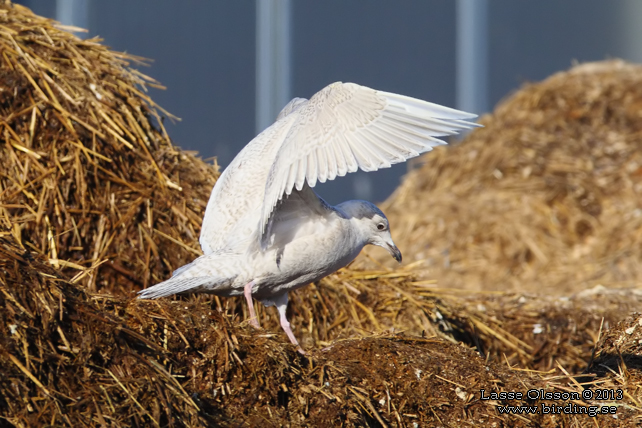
[137,254,238,299]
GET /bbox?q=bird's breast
[253,219,363,299]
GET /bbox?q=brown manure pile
[253,269,642,374]
[368,60,642,295]
[0,1,218,296]
[0,234,211,426]
[590,313,642,389]
[2,234,640,427]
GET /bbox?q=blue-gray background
[17,1,642,204]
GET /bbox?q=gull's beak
[386,242,402,263]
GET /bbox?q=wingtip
[379,90,481,121]
[454,119,484,129]
[137,288,160,300]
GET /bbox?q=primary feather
[258,82,480,247]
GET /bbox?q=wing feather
[285,162,298,195]
[325,139,338,181]
[257,81,481,243]
[360,129,406,163]
[376,119,448,148]
[331,139,347,178]
[338,133,359,174]
[316,147,329,183]
[306,152,318,187]
[199,107,301,255]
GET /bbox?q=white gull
[138,82,480,351]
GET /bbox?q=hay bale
[370,60,642,295]
[0,1,219,295]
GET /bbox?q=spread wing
[259,81,480,245]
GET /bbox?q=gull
[138,82,479,351]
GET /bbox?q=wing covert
[258,82,481,241]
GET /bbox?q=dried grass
[367,60,642,295]
[2,234,640,426]
[0,234,210,426]
[1,2,641,425]
[0,1,218,296]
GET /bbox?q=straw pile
[0,233,209,426]
[590,313,642,386]
[270,272,642,373]
[2,233,639,426]
[0,1,218,296]
[369,60,642,295]
[2,2,642,425]
[586,314,642,424]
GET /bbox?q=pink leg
[274,294,305,354]
[278,307,299,347]
[243,280,260,329]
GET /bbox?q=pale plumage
[138,82,480,351]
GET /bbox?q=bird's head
[337,200,402,263]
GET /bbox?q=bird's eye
[377,223,385,231]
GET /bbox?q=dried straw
[366,60,642,296]
[2,234,640,426]
[0,1,219,296]
[1,2,641,425]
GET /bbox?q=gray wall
[489,1,621,105]
[89,1,256,169]
[16,1,642,204]
[290,1,456,203]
